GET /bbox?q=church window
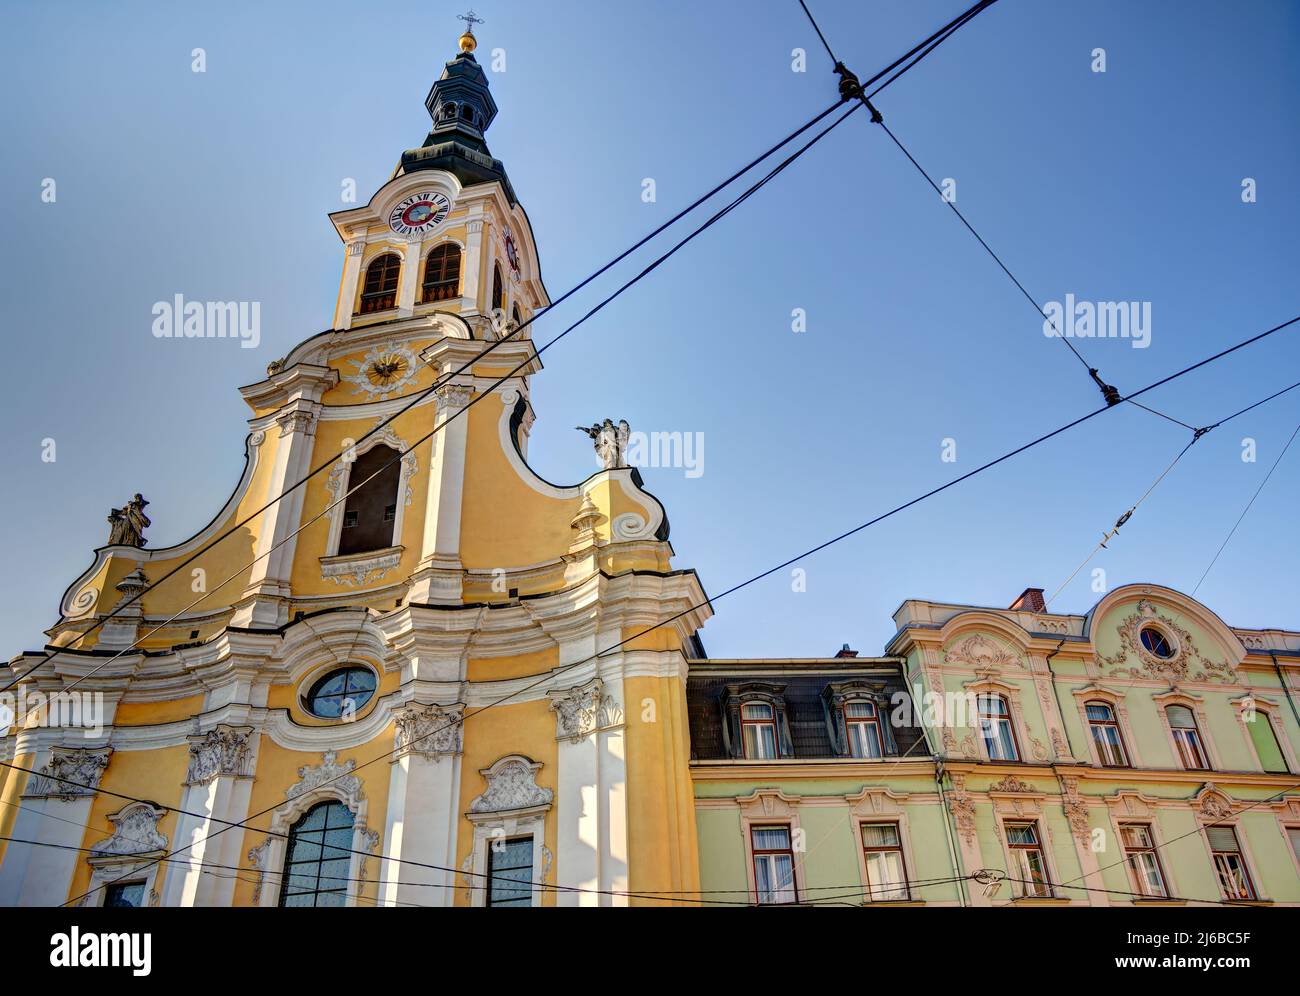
[421,243,462,302]
[491,263,504,314]
[358,252,401,313]
[303,666,377,719]
[338,444,401,555]
[486,837,534,907]
[278,801,355,907]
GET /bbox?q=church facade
[2,27,1298,909]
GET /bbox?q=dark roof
[686,660,928,761]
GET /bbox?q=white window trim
[322,426,417,559]
[964,678,1032,764]
[465,808,551,907]
[1230,693,1297,774]
[1114,820,1172,900]
[996,815,1058,900]
[1071,683,1141,767]
[1153,689,1221,771]
[1192,786,1266,902]
[846,787,918,903]
[251,782,375,908]
[1102,791,1183,902]
[736,789,804,905]
[83,855,164,908]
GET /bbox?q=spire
[399,10,515,201]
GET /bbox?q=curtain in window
[752,827,796,904]
[862,824,907,900]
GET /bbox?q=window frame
[357,251,402,314]
[1165,704,1211,770]
[750,824,799,905]
[485,834,536,908]
[420,242,462,304]
[860,821,910,902]
[1204,824,1258,902]
[843,699,884,759]
[740,702,779,760]
[978,693,1021,762]
[322,430,415,561]
[302,664,378,720]
[1118,822,1170,899]
[277,799,357,907]
[1085,700,1130,768]
[1003,820,1053,899]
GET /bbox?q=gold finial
[458,9,483,52]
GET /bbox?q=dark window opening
[358,253,401,314]
[337,445,401,555]
[421,243,462,303]
[491,263,504,314]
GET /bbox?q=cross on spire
[458,9,484,34]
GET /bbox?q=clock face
[503,231,521,274]
[388,191,451,236]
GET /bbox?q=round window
[304,666,377,718]
[1139,626,1175,659]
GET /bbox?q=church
[2,22,1298,909]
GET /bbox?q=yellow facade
[0,34,708,908]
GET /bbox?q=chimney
[1009,588,1046,613]
[834,643,858,658]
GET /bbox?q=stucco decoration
[1060,777,1091,844]
[393,702,463,760]
[90,802,168,856]
[248,839,272,903]
[1099,600,1237,684]
[1195,783,1235,821]
[548,678,621,743]
[342,342,421,400]
[24,747,111,801]
[287,750,363,808]
[185,725,255,786]
[469,755,553,814]
[944,633,1026,672]
[989,775,1034,794]
[948,774,977,846]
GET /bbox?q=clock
[502,230,521,275]
[388,191,452,237]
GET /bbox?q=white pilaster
[334,240,365,330]
[407,383,472,604]
[397,238,422,317]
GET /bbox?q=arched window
[978,693,1018,761]
[338,444,401,555]
[358,252,401,313]
[491,263,504,315]
[1166,705,1209,769]
[460,104,474,122]
[511,303,522,328]
[844,700,883,759]
[442,102,457,121]
[421,243,461,303]
[279,800,354,907]
[1086,701,1129,767]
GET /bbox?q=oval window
[304,666,377,718]
[1139,626,1174,659]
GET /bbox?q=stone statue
[576,418,630,470]
[107,494,151,548]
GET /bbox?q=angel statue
[575,418,630,470]
[106,493,151,548]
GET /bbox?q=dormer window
[720,683,792,760]
[823,681,896,759]
[844,701,883,759]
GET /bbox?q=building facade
[0,27,707,907]
[691,586,1300,906]
[2,28,1298,909]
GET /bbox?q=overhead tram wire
[1192,421,1300,595]
[798,0,1190,426]
[65,312,1300,906]
[1,104,865,729]
[0,94,861,698]
[1045,379,1300,608]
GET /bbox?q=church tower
[0,21,709,907]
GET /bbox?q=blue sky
[1,0,1296,659]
